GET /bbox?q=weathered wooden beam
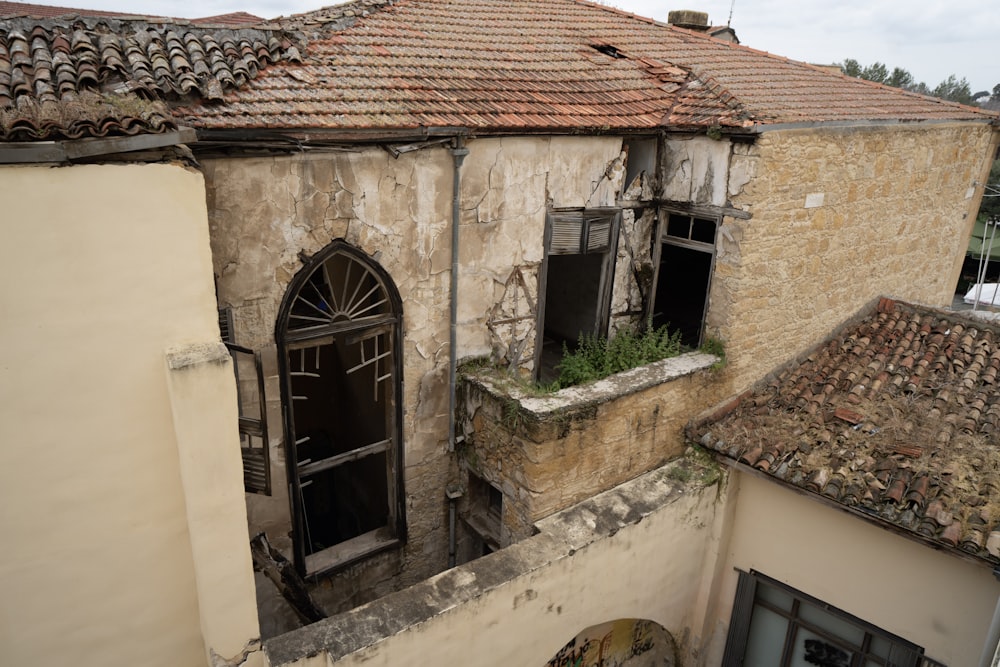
[249,533,326,625]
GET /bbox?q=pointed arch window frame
[275,240,406,577]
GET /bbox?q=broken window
[650,211,717,347]
[536,207,620,381]
[723,571,936,667]
[227,343,270,495]
[276,241,404,576]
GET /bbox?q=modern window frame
[723,570,937,667]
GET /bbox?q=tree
[838,59,979,105]
[931,74,975,105]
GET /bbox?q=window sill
[304,527,400,578]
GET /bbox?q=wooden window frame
[648,208,719,347]
[534,207,621,375]
[275,241,406,577]
[226,343,271,495]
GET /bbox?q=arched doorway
[546,618,676,667]
[276,241,405,576]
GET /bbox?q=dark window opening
[650,211,717,348]
[723,571,937,667]
[536,208,620,382]
[277,241,404,576]
[459,473,503,562]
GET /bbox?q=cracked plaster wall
[201,135,636,603]
[459,136,630,370]
[713,123,997,393]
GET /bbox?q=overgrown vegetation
[554,324,684,389]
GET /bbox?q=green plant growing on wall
[699,335,727,371]
[555,324,684,388]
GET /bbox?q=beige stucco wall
[714,122,998,390]
[0,162,259,666]
[263,465,723,667]
[699,471,998,665]
[202,136,631,600]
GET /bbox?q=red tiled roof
[0,2,264,25]
[0,14,299,140]
[689,299,1000,565]
[176,0,996,132]
[3,0,997,141]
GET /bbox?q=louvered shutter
[227,343,271,495]
[549,210,585,254]
[218,306,235,344]
[585,214,612,252]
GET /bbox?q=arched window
[276,241,405,575]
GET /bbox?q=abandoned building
[1,0,999,665]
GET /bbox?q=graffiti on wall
[545,618,673,667]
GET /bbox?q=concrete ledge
[465,351,719,418]
[262,458,718,666]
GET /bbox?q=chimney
[667,10,710,31]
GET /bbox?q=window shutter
[227,344,271,495]
[585,215,612,252]
[218,306,235,344]
[548,209,618,255]
[549,210,584,254]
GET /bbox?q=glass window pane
[757,581,795,612]
[745,604,789,665]
[798,601,865,647]
[869,635,891,659]
[790,627,854,667]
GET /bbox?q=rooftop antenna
[727,0,736,26]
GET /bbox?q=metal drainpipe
[448,140,469,452]
[979,566,1000,667]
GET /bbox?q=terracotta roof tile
[4,0,998,140]
[690,300,1000,565]
[0,14,299,139]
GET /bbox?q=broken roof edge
[0,126,197,163]
[686,295,1000,569]
[188,123,755,151]
[720,453,997,570]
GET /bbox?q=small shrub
[556,324,684,388]
[699,336,727,371]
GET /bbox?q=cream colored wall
[700,472,998,665]
[266,472,722,667]
[714,122,997,390]
[0,162,259,666]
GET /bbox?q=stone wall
[202,136,633,605]
[458,353,725,543]
[712,122,997,391]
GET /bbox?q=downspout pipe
[978,566,1000,667]
[448,140,469,452]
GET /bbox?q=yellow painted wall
[700,472,998,664]
[0,162,259,666]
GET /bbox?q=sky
[22,0,1000,95]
